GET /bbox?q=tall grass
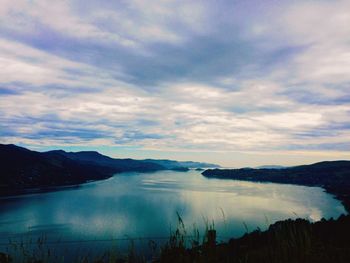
[158,214,350,263]
[1,214,350,263]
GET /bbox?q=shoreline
[0,168,190,199]
[0,175,114,199]
[202,163,350,213]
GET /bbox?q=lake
[0,169,346,259]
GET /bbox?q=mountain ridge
[0,144,219,196]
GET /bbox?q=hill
[0,144,114,195]
[255,165,286,169]
[159,214,350,263]
[47,150,166,172]
[0,144,219,196]
[143,159,219,169]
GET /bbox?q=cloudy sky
[0,0,349,167]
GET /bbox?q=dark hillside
[159,214,350,263]
[48,150,165,172]
[0,144,114,195]
[0,144,219,196]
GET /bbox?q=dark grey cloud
[0,0,349,164]
[287,142,350,151]
[0,87,20,95]
[280,87,350,106]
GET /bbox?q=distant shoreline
[202,161,350,213]
[0,180,102,198]
[0,143,217,198]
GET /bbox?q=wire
[0,234,232,246]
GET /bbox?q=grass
[1,214,350,263]
[158,214,350,263]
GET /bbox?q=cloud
[0,0,349,165]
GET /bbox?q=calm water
[0,170,346,257]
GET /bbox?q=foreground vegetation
[1,214,349,263]
[159,214,350,263]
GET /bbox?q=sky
[0,0,349,167]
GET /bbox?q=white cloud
[0,0,210,50]
[0,0,349,165]
[0,38,131,90]
[250,0,350,87]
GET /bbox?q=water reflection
[0,170,346,250]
